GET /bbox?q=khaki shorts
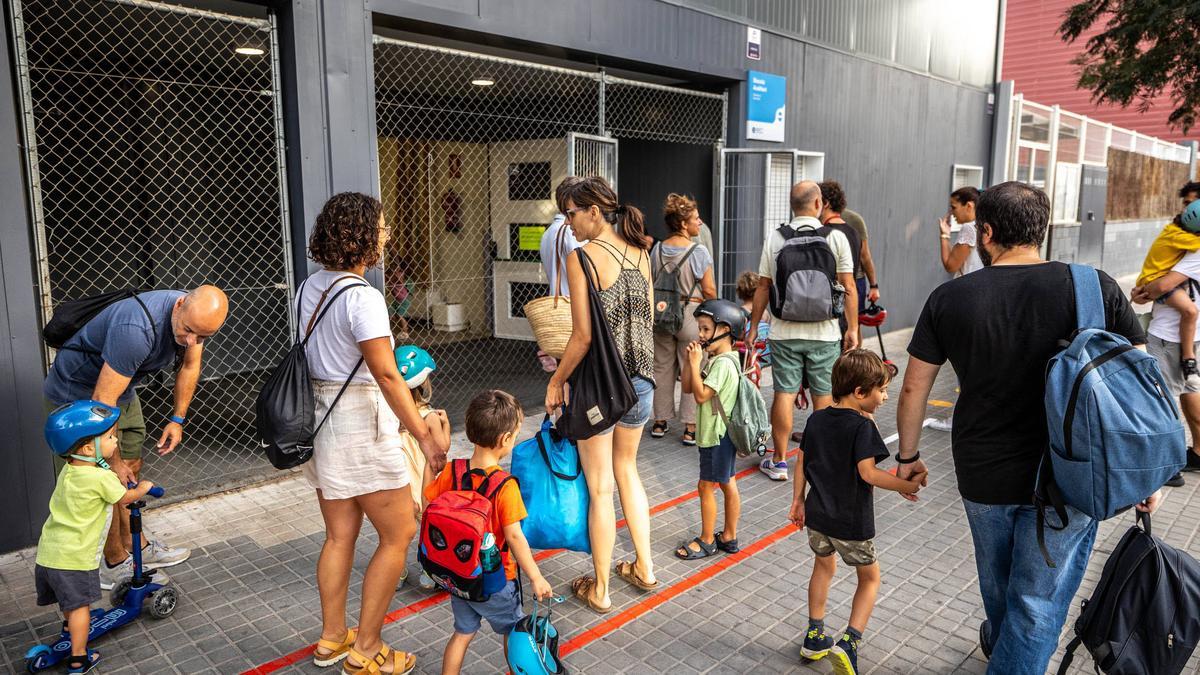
[46,394,147,466]
[808,529,877,566]
[769,338,840,395]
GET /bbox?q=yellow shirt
[36,464,126,570]
[1138,223,1200,286]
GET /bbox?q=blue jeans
[962,499,1098,675]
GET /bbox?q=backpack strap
[1069,264,1105,331]
[304,275,368,340]
[1055,635,1084,675]
[708,352,743,427]
[1034,450,1071,568]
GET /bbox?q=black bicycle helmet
[694,299,748,341]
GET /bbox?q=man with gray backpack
[896,182,1172,675]
[747,180,858,482]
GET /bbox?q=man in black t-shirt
[895,182,1160,675]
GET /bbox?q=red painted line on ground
[560,522,798,656]
[244,450,797,675]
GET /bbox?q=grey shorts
[35,564,100,612]
[1147,335,1200,396]
[449,579,524,635]
[808,529,877,567]
[769,339,840,395]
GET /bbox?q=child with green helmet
[394,345,451,590]
[37,401,156,673]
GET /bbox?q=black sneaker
[1184,359,1200,390]
[829,632,860,675]
[1166,472,1186,488]
[979,620,993,660]
[1184,447,1200,472]
[800,625,834,661]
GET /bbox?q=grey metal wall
[367,0,998,329]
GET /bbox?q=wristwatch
[940,234,951,240]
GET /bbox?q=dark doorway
[618,138,714,241]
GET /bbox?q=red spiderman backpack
[418,459,514,601]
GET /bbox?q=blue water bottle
[480,533,506,595]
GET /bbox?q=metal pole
[268,11,296,337]
[597,69,606,136]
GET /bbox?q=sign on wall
[746,70,785,142]
[746,27,761,60]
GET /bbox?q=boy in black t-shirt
[789,350,925,675]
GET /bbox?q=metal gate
[716,149,825,296]
[9,0,293,501]
[372,37,725,420]
[568,132,618,185]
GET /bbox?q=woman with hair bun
[649,193,717,446]
[546,176,659,613]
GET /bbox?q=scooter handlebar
[126,482,166,498]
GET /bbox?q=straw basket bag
[524,225,573,358]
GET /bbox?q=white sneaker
[417,571,437,590]
[99,555,171,590]
[140,538,190,569]
[759,458,789,481]
[928,417,953,432]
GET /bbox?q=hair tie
[615,204,628,215]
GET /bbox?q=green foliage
[1060,0,1200,133]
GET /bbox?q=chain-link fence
[373,37,725,422]
[10,0,292,502]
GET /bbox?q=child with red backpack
[421,390,553,674]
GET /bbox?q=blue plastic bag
[510,416,590,553]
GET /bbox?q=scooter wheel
[110,579,133,607]
[24,644,51,672]
[148,586,178,619]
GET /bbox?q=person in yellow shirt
[1136,194,1200,387]
[37,401,155,674]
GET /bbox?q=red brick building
[1002,0,1198,143]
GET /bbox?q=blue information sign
[746,70,785,142]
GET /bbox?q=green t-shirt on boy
[696,352,740,447]
[36,464,126,571]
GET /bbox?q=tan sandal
[570,576,612,614]
[615,560,659,591]
[313,628,357,667]
[341,644,415,675]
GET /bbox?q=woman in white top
[303,193,446,674]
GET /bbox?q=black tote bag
[556,248,638,441]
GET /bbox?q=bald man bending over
[747,181,858,482]
[44,285,229,590]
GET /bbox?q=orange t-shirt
[424,462,527,580]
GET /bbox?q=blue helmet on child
[394,345,437,389]
[1181,200,1200,233]
[45,400,120,456]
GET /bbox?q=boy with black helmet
[38,401,157,673]
[675,299,747,560]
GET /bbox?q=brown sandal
[313,628,357,667]
[571,576,612,614]
[615,560,659,591]
[341,644,415,674]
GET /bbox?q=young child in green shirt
[38,400,155,674]
[675,299,747,560]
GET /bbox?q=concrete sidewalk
[3,323,1197,674]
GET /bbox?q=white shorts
[301,380,411,500]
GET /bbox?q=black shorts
[699,434,737,484]
[35,565,100,612]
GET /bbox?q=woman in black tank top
[546,177,660,612]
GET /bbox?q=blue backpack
[1038,264,1186,565]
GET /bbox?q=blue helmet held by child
[394,345,437,389]
[1181,200,1200,233]
[45,400,120,459]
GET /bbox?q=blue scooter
[25,485,178,672]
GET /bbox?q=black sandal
[651,421,669,438]
[674,537,718,560]
[681,428,697,446]
[714,531,740,554]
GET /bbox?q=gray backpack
[710,352,770,458]
[651,244,701,335]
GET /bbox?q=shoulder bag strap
[552,223,569,302]
[536,427,582,481]
[576,248,601,292]
[708,352,741,426]
[129,292,158,346]
[300,281,369,347]
[304,278,370,442]
[304,275,367,338]
[294,278,309,341]
[1069,264,1105,331]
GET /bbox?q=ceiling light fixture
[235,46,265,56]
[470,77,495,87]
